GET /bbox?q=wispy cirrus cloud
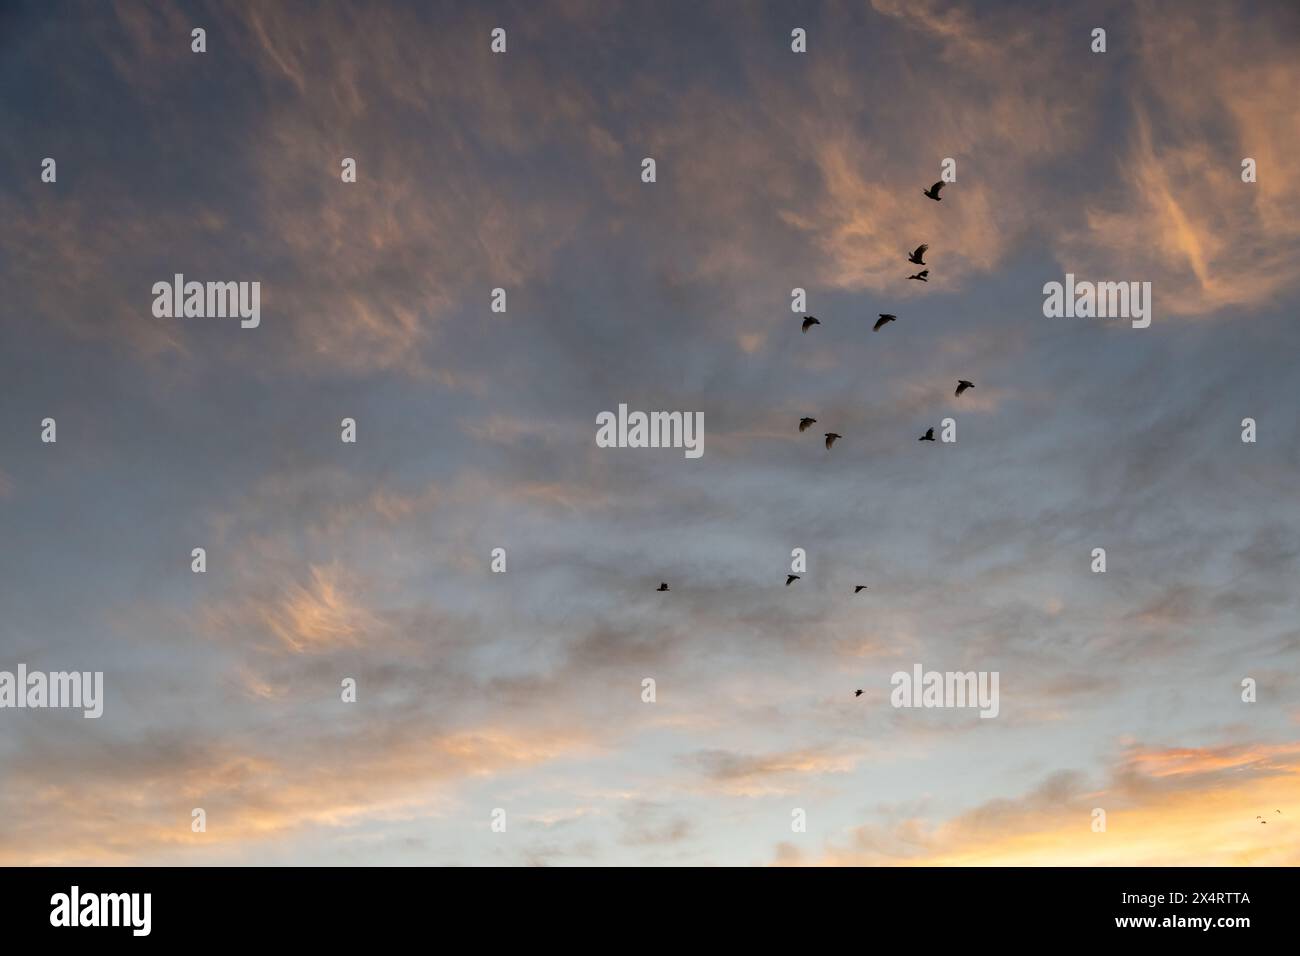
[1058,1,1300,316]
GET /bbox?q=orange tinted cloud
[201,562,386,655]
[799,741,1300,866]
[683,746,864,797]
[0,725,595,865]
[1060,3,1300,316]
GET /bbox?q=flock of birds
[656,168,1295,795]
[657,179,958,602]
[797,180,973,450]
[656,177,1296,826]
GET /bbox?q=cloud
[795,740,1300,866]
[680,746,862,796]
[0,722,594,865]
[1058,1,1300,316]
[618,801,695,847]
[201,562,387,655]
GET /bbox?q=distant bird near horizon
[907,243,928,265]
[919,427,936,441]
[786,574,800,586]
[955,379,974,396]
[824,432,841,450]
[799,416,817,432]
[854,689,864,697]
[873,313,897,332]
[854,585,868,593]
[656,582,669,591]
[908,269,929,282]
[801,316,820,333]
[923,181,945,201]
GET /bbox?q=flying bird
[919,427,936,441]
[923,181,945,201]
[824,432,841,450]
[908,270,929,282]
[786,574,800,586]
[799,417,817,432]
[854,689,864,697]
[854,585,868,593]
[801,316,820,333]
[907,244,928,265]
[873,313,897,332]
[955,379,974,396]
[656,582,669,591]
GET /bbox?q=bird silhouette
[801,316,820,333]
[854,585,868,593]
[656,582,669,591]
[907,243,928,265]
[908,270,929,282]
[923,181,945,201]
[786,574,800,586]
[919,427,936,441]
[873,313,897,332]
[1277,810,1283,814]
[854,689,864,697]
[955,379,974,396]
[824,432,841,450]
[799,416,817,432]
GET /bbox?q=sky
[0,0,1298,866]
